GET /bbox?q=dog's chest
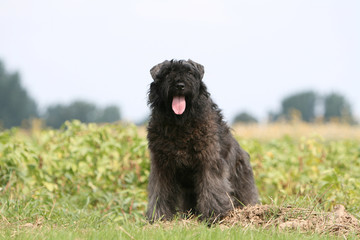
[165,128,197,166]
[150,124,217,167]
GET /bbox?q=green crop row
[0,121,149,222]
[239,136,360,215]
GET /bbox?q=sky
[0,0,359,123]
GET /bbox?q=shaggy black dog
[146,59,259,222]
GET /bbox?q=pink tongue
[172,96,186,115]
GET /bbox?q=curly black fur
[146,59,259,222]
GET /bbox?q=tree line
[0,59,120,129]
[234,91,356,124]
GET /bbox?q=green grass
[1,207,343,240]
[1,194,356,239]
[3,227,341,240]
[1,223,345,240]
[1,121,359,239]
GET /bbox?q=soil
[220,204,360,237]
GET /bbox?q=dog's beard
[172,96,186,115]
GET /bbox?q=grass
[1,208,344,240]
[2,190,357,239]
[1,224,345,240]
[0,192,357,239]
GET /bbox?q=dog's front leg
[195,163,233,223]
[146,158,178,222]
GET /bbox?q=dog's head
[148,59,208,117]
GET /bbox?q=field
[1,120,360,239]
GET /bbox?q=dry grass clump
[221,204,360,237]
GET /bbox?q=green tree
[324,93,354,123]
[0,60,38,128]
[45,101,97,128]
[281,91,317,122]
[97,105,121,123]
[233,112,258,124]
[45,101,121,128]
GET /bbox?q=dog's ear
[150,60,170,80]
[187,59,204,80]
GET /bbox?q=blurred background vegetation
[0,58,357,129]
[0,59,121,129]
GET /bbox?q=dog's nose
[176,83,185,90]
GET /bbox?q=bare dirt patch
[221,204,360,237]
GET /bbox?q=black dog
[146,59,259,222]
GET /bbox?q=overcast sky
[0,0,359,122]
